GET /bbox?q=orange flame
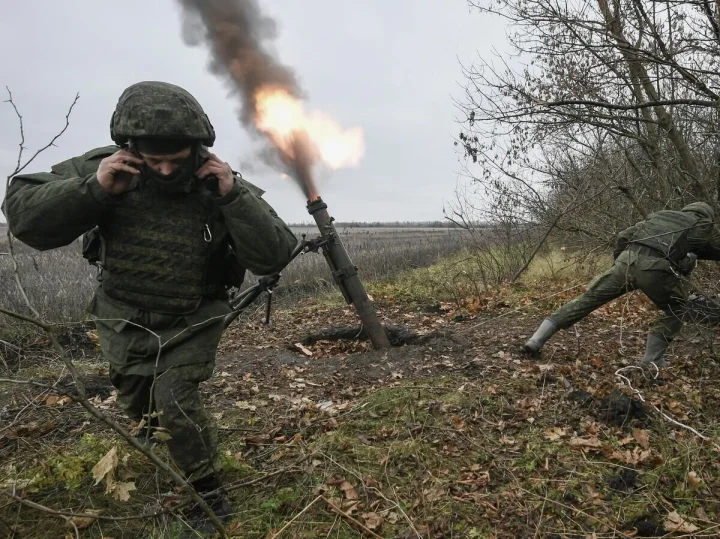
[253,86,365,170]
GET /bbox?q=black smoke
[176,0,319,199]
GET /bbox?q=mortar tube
[306,197,391,349]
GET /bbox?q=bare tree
[457,0,720,262]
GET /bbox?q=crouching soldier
[2,81,298,534]
[522,202,720,368]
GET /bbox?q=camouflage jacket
[614,204,720,263]
[2,145,298,374]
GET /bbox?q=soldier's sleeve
[214,174,298,275]
[1,146,120,251]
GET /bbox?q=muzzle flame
[254,86,365,172]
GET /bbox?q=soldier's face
[139,147,193,176]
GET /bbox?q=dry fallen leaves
[234,400,257,411]
[633,428,650,449]
[665,511,699,533]
[544,427,569,441]
[86,330,100,346]
[361,512,383,531]
[688,471,703,489]
[517,397,541,411]
[569,436,602,451]
[92,447,118,486]
[423,487,445,502]
[112,481,136,502]
[292,343,313,357]
[44,395,72,406]
[499,434,516,446]
[603,445,663,467]
[340,480,358,500]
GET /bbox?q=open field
[0,226,468,330]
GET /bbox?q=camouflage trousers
[109,362,220,483]
[550,249,688,341]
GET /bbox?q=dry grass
[0,227,467,336]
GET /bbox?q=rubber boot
[640,333,670,368]
[522,319,560,356]
[180,474,233,537]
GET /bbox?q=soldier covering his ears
[3,81,298,533]
[523,202,720,368]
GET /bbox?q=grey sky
[0,1,505,224]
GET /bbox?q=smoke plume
[176,0,350,200]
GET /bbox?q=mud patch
[625,518,666,537]
[608,468,638,491]
[597,390,646,426]
[301,324,453,346]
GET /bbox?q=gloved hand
[678,252,698,275]
[612,237,629,261]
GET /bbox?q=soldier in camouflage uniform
[3,81,298,533]
[523,202,720,368]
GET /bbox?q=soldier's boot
[640,333,670,368]
[522,319,560,356]
[182,474,233,537]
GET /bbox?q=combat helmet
[681,201,715,221]
[110,81,215,147]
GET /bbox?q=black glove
[613,237,629,261]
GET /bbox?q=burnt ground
[1,280,720,538]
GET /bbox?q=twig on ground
[269,495,322,538]
[319,451,421,538]
[615,365,720,452]
[3,489,81,537]
[0,378,64,391]
[320,496,383,539]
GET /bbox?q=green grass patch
[366,246,610,314]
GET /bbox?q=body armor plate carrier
[99,183,218,314]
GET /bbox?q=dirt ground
[2,283,720,538]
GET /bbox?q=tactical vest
[99,182,220,314]
[630,210,698,263]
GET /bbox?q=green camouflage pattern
[551,249,688,341]
[3,144,298,376]
[626,210,697,263]
[553,203,720,342]
[3,141,296,482]
[616,202,720,262]
[110,362,220,482]
[101,181,215,314]
[89,287,230,375]
[110,81,215,146]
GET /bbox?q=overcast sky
[0,1,506,224]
